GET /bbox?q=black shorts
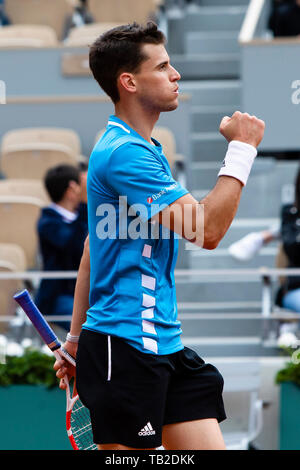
[76,329,226,448]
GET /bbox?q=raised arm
[153,111,265,249]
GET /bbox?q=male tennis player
[54,22,265,450]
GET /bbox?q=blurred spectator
[228,226,280,262]
[0,0,10,26]
[277,166,300,305]
[269,0,300,37]
[35,164,88,331]
[64,0,93,36]
[229,166,300,345]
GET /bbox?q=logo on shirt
[148,183,179,204]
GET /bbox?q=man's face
[79,170,88,203]
[132,43,181,113]
[66,178,83,206]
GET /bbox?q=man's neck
[55,199,78,214]
[114,102,160,145]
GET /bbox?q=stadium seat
[0,243,27,272]
[5,0,76,40]
[0,243,26,332]
[0,179,50,206]
[0,25,58,48]
[2,127,82,157]
[1,128,81,179]
[94,129,105,143]
[64,22,120,47]
[87,0,158,24]
[151,126,184,171]
[0,195,44,268]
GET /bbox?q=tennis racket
[14,289,97,451]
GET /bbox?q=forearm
[155,112,265,251]
[155,178,242,250]
[55,236,90,383]
[200,176,243,249]
[69,236,90,336]
[199,138,259,248]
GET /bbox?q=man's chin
[160,100,179,112]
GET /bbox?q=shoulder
[38,207,64,228]
[92,132,157,170]
[110,139,159,167]
[39,206,61,221]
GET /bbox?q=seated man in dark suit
[269,0,300,37]
[35,164,88,331]
[0,0,10,26]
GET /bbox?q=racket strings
[71,399,97,450]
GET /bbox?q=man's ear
[68,180,78,190]
[118,72,136,95]
[67,180,81,196]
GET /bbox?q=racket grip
[14,289,61,350]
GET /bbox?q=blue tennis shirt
[83,115,189,355]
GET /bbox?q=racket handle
[14,289,61,350]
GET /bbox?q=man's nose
[170,66,181,81]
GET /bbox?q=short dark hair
[89,22,165,103]
[45,164,80,203]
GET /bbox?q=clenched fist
[219,111,265,148]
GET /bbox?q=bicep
[80,235,90,271]
[152,193,204,246]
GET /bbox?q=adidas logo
[138,422,156,437]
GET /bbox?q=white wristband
[218,140,257,186]
[66,332,80,343]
